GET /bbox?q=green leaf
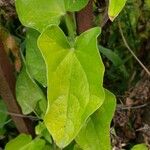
[26,28,47,86]
[35,122,52,144]
[16,67,46,115]
[75,89,116,150]
[38,25,105,148]
[108,0,127,21]
[99,45,128,77]
[131,144,148,150]
[73,145,83,150]
[64,0,89,11]
[5,134,46,150]
[99,45,123,67]
[15,0,89,32]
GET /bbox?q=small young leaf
[5,134,46,150]
[26,28,47,86]
[35,122,52,144]
[16,67,46,115]
[131,144,148,150]
[15,0,89,32]
[99,45,123,67]
[108,0,127,21]
[75,89,116,150]
[99,45,128,77]
[38,25,105,148]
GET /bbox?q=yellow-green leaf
[15,0,89,32]
[38,25,105,148]
[75,89,116,150]
[108,0,127,21]
[5,134,46,150]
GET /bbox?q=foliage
[108,0,127,21]
[5,134,46,150]
[14,0,118,148]
[15,0,89,32]
[0,0,149,149]
[26,28,47,86]
[16,66,46,116]
[38,25,105,147]
[75,89,116,150]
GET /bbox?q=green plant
[5,0,129,149]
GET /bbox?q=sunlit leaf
[75,89,116,150]
[26,28,47,86]
[5,134,46,150]
[16,67,46,115]
[15,0,89,32]
[38,25,105,148]
[108,0,127,21]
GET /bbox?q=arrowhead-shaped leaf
[108,0,127,21]
[15,0,89,32]
[38,25,105,148]
[26,28,47,86]
[75,89,116,150]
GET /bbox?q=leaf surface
[99,45,128,77]
[38,25,105,148]
[35,122,52,144]
[64,0,89,11]
[108,0,127,21]
[16,67,46,115]
[75,89,116,150]
[26,28,47,86]
[15,0,88,32]
[5,134,46,150]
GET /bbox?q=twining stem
[65,13,76,47]
[0,110,39,120]
[118,21,150,76]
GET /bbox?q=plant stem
[118,21,150,76]
[65,13,76,47]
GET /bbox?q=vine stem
[65,13,76,47]
[118,21,150,76]
[0,110,39,120]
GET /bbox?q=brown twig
[0,110,39,121]
[117,103,149,110]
